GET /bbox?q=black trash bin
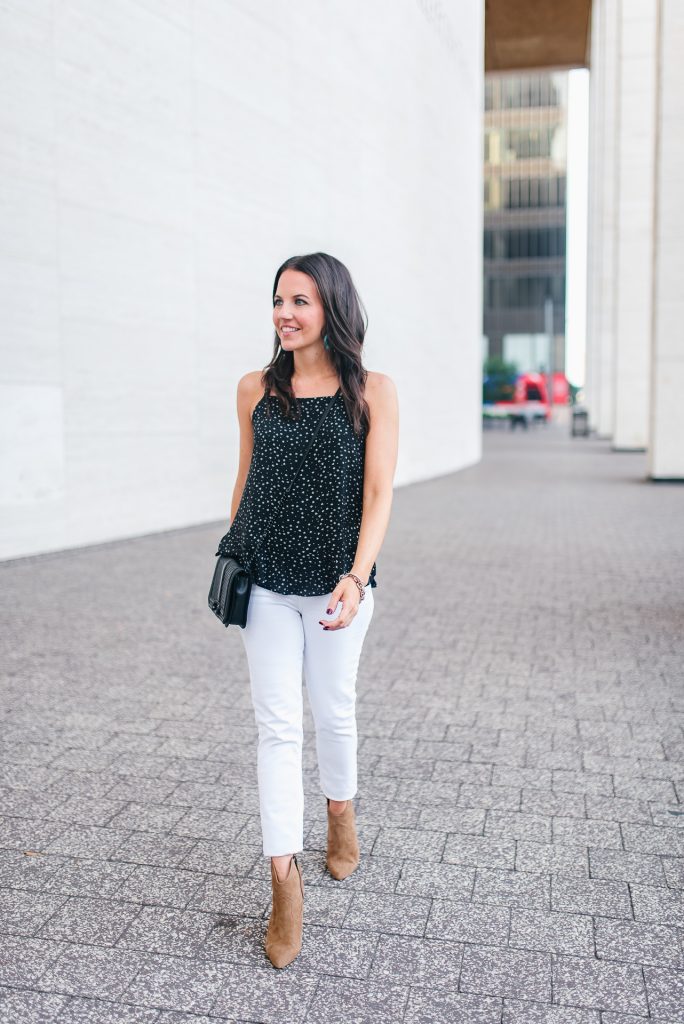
[571,406,589,437]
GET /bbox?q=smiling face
[272,269,326,351]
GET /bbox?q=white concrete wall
[0,0,484,560]
[648,0,684,478]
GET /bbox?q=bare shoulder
[237,369,265,397]
[363,372,399,437]
[364,371,398,405]
[236,370,267,420]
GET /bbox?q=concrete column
[586,0,621,438]
[613,0,658,450]
[648,0,684,478]
[584,0,603,426]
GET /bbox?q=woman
[216,252,399,969]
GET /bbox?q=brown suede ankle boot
[326,799,360,880]
[264,855,303,969]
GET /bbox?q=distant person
[216,252,399,968]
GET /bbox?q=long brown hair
[260,253,370,437]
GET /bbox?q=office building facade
[483,72,568,377]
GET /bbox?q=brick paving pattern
[0,421,683,1022]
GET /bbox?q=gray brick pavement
[0,422,683,1021]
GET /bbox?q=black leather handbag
[208,388,341,628]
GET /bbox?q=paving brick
[491,767,552,790]
[413,739,471,759]
[0,849,67,892]
[552,955,648,1014]
[54,999,159,1024]
[372,826,446,861]
[0,887,67,936]
[458,782,522,810]
[47,797,128,828]
[662,855,684,887]
[396,860,475,900]
[302,887,352,927]
[162,778,232,811]
[210,963,318,1021]
[638,758,684,783]
[642,965,684,1022]
[53,997,160,1023]
[0,988,67,1024]
[117,905,217,956]
[520,790,586,819]
[600,1011,665,1024]
[307,853,403,894]
[550,876,633,918]
[460,945,552,1000]
[108,803,189,833]
[46,826,132,860]
[97,777,178,805]
[551,817,623,849]
[39,944,143,1000]
[485,810,552,843]
[188,876,272,918]
[551,771,613,796]
[595,917,684,967]
[613,776,677,803]
[372,755,436,779]
[473,868,550,909]
[369,934,463,987]
[418,805,485,833]
[588,847,667,885]
[343,892,431,936]
[171,808,249,842]
[118,865,205,909]
[0,935,62,986]
[39,896,140,946]
[351,798,419,829]
[111,831,198,869]
[197,914,267,968]
[622,822,684,857]
[290,925,378,979]
[123,956,229,1015]
[426,899,510,945]
[515,841,589,877]
[178,839,260,876]
[443,834,515,870]
[630,883,684,927]
[433,762,494,786]
[405,987,502,1023]
[650,801,684,828]
[280,974,401,1024]
[502,999,600,1022]
[509,908,594,956]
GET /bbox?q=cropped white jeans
[239,581,375,857]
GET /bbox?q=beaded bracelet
[338,571,366,601]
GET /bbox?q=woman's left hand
[319,578,362,630]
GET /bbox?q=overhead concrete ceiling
[485,0,592,72]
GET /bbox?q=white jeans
[239,581,375,857]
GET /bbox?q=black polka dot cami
[215,388,378,597]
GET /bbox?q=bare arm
[228,370,263,524]
[349,373,399,584]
